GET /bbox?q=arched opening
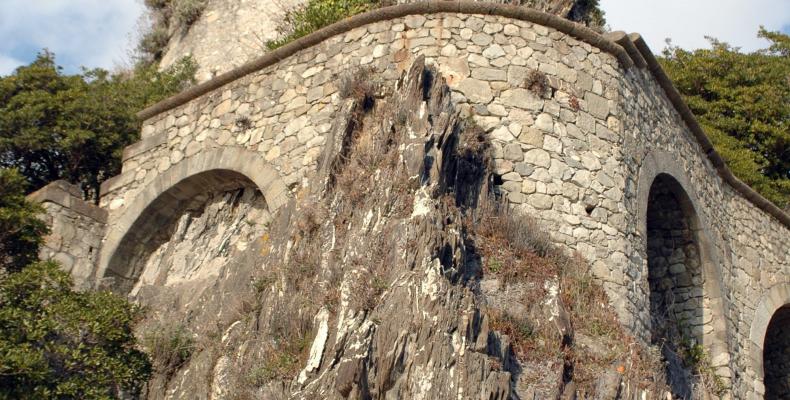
[764,304,790,399]
[104,169,271,295]
[96,147,288,293]
[646,173,707,397]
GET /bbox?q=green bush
[0,262,151,398]
[266,0,383,50]
[0,169,48,273]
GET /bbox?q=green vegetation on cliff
[140,0,208,61]
[660,28,790,208]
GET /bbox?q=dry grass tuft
[471,195,556,285]
[469,194,670,395]
[142,322,196,378]
[338,66,377,101]
[525,69,551,98]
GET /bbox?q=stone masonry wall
[100,7,789,398]
[28,181,107,290]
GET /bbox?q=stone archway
[636,151,731,396]
[645,174,705,339]
[96,147,288,293]
[749,283,790,398]
[764,305,790,398]
[645,173,706,395]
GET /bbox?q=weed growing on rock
[471,195,556,285]
[488,309,535,356]
[142,322,195,378]
[467,193,670,395]
[173,0,207,27]
[339,66,376,100]
[139,27,170,61]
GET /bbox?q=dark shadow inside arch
[646,173,707,398]
[104,169,261,294]
[764,304,790,399]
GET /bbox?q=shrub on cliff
[660,28,790,208]
[266,0,384,50]
[0,262,151,399]
[0,169,49,273]
[0,51,195,202]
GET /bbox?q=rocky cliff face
[134,58,673,399]
[155,0,604,82]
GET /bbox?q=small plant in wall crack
[235,115,254,131]
[525,69,551,98]
[569,95,581,111]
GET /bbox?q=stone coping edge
[136,1,632,121]
[133,1,790,228]
[28,180,108,223]
[122,131,167,162]
[629,33,790,227]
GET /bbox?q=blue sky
[0,0,143,75]
[0,0,789,76]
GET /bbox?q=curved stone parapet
[93,3,789,396]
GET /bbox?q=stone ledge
[122,131,167,162]
[28,180,108,223]
[99,170,136,197]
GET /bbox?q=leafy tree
[0,168,48,272]
[0,261,152,399]
[659,28,790,208]
[0,51,196,201]
[567,0,606,31]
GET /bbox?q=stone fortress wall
[32,2,789,398]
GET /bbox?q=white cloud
[600,0,790,53]
[0,0,145,74]
[0,54,24,76]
